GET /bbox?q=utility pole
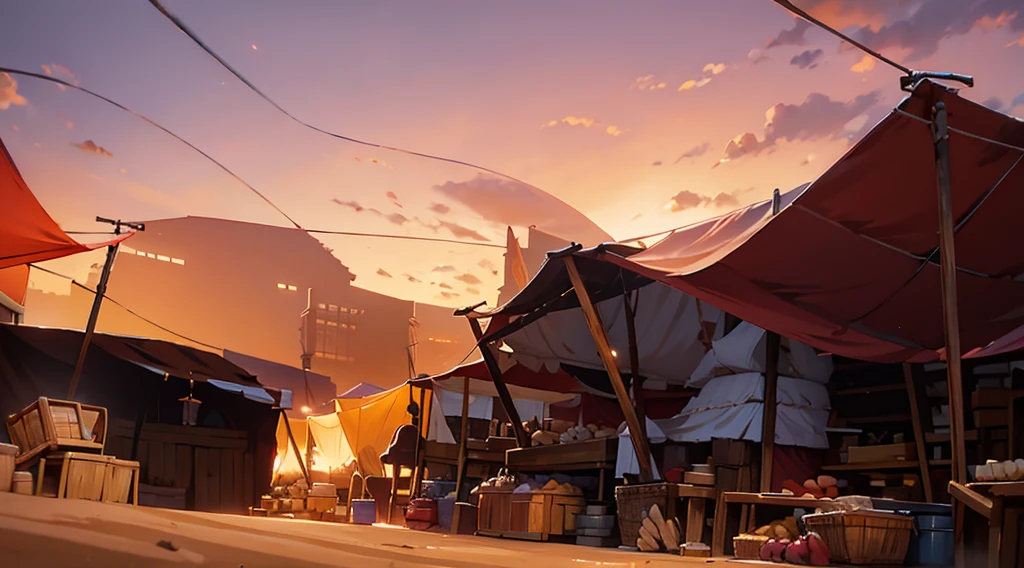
[67,217,144,400]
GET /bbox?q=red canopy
[0,137,130,272]
[596,80,1024,363]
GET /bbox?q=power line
[27,263,223,351]
[0,67,301,228]
[149,0,557,201]
[1,68,504,250]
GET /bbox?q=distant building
[24,217,469,393]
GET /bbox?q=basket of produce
[802,509,913,565]
[733,534,769,559]
[615,483,680,545]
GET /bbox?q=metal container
[908,515,954,566]
[576,514,615,531]
[351,499,377,525]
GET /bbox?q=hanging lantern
[179,378,201,426]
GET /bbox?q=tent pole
[454,377,471,503]
[67,242,119,399]
[932,101,967,485]
[413,386,426,496]
[281,408,311,487]
[760,189,783,493]
[466,317,529,447]
[622,288,648,442]
[564,256,654,482]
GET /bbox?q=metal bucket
[351,499,377,525]
[909,515,954,566]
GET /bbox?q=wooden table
[505,438,618,501]
[676,484,715,544]
[711,492,832,557]
[950,481,1024,568]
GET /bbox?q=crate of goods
[615,482,681,545]
[847,443,916,464]
[103,458,139,504]
[0,442,16,492]
[476,487,513,534]
[733,534,770,559]
[508,490,586,540]
[58,452,113,501]
[803,509,913,565]
[5,398,106,468]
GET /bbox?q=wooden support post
[564,256,653,482]
[454,375,472,503]
[280,409,311,487]
[759,189,783,494]
[933,101,968,485]
[760,332,780,493]
[68,242,119,400]
[623,289,648,442]
[904,362,935,502]
[466,317,529,448]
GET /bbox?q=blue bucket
[351,499,377,525]
[909,515,954,565]
[437,497,456,531]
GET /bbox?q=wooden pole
[759,189,783,493]
[564,256,654,482]
[454,376,472,503]
[904,362,935,502]
[466,317,529,447]
[760,332,781,492]
[933,101,967,485]
[622,289,648,442]
[68,242,119,399]
[280,409,311,487]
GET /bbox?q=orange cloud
[543,116,597,129]
[0,73,27,109]
[702,62,727,75]
[850,54,877,73]
[665,189,741,212]
[455,273,482,286]
[606,125,624,136]
[41,63,79,92]
[633,75,667,91]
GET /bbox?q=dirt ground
[0,492,751,567]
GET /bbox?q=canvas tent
[0,137,132,319]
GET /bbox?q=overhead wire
[27,262,224,351]
[148,0,556,200]
[0,67,502,249]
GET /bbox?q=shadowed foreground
[0,492,733,567]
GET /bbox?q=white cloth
[427,393,457,443]
[615,417,665,479]
[508,283,720,387]
[436,388,493,421]
[688,321,833,388]
[659,372,831,449]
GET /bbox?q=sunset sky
[2,0,1023,308]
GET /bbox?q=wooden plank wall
[107,419,256,513]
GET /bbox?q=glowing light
[251,44,258,51]
[611,349,618,358]
[300,405,312,414]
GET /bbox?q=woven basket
[803,509,913,565]
[614,483,677,545]
[733,534,769,559]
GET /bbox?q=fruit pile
[782,475,839,499]
[759,532,830,565]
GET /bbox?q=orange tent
[0,137,131,314]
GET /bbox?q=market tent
[593,80,1024,364]
[0,137,131,270]
[224,350,335,418]
[334,383,432,477]
[338,382,386,399]
[0,265,28,320]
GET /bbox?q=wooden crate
[6,398,104,467]
[103,458,139,505]
[307,496,338,513]
[476,488,513,535]
[508,491,586,541]
[61,452,112,501]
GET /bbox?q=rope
[149,0,558,202]
[770,0,911,75]
[27,263,223,351]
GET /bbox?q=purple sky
[2,0,1023,306]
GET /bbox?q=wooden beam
[760,332,780,492]
[466,317,529,448]
[454,374,472,504]
[949,481,993,518]
[622,289,648,442]
[904,362,934,502]
[68,242,119,400]
[280,409,310,487]
[933,101,968,485]
[564,256,653,482]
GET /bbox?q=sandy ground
[0,492,748,567]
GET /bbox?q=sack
[405,498,438,530]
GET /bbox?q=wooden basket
[802,509,913,565]
[733,534,769,559]
[615,483,679,546]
